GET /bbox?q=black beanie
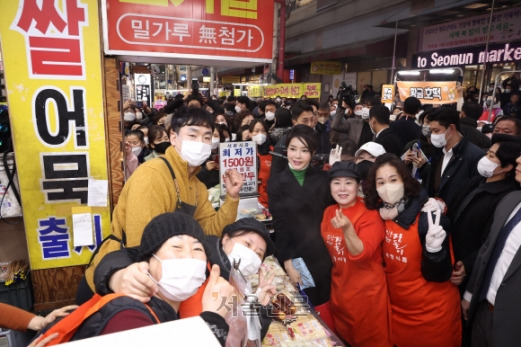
[222,218,275,259]
[137,212,206,261]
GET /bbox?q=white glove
[329,145,342,166]
[425,210,446,253]
[421,197,446,213]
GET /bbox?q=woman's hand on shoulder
[109,262,158,303]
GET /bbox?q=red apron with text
[322,199,391,346]
[383,216,461,347]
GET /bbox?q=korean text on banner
[310,61,342,75]
[396,81,462,105]
[0,0,111,270]
[263,83,321,99]
[219,141,257,197]
[101,0,274,65]
[381,84,395,103]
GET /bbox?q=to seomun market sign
[413,42,521,69]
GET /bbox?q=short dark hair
[494,116,521,135]
[248,119,268,134]
[274,107,293,127]
[426,106,461,132]
[290,101,314,121]
[363,153,422,209]
[186,95,203,107]
[338,138,357,157]
[237,96,251,110]
[148,125,167,143]
[462,101,483,121]
[369,105,391,125]
[403,97,421,115]
[319,101,330,111]
[171,106,214,134]
[214,123,229,142]
[305,99,319,110]
[126,129,145,142]
[492,135,521,174]
[236,124,250,141]
[285,124,318,155]
[264,99,279,110]
[367,96,382,107]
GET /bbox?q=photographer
[331,83,374,148]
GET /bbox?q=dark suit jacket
[390,116,421,149]
[374,127,403,157]
[460,117,491,149]
[425,137,484,210]
[466,191,521,346]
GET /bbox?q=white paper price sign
[219,141,257,197]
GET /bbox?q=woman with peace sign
[321,161,390,346]
[364,153,461,347]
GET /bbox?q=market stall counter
[256,256,345,346]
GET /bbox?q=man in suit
[368,105,403,157]
[461,154,521,346]
[390,96,422,148]
[425,107,484,210]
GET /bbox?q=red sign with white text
[101,0,274,64]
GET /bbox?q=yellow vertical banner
[0,0,111,269]
[381,84,395,103]
[247,85,262,98]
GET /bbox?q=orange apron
[383,216,461,347]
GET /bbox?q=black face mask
[154,141,171,154]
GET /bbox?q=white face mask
[376,183,404,204]
[422,125,431,137]
[252,133,267,145]
[216,121,227,127]
[150,255,207,302]
[211,137,220,150]
[124,112,136,122]
[354,109,363,117]
[265,111,275,121]
[430,132,447,148]
[361,107,370,120]
[131,146,142,156]
[345,108,350,116]
[477,156,500,178]
[179,140,212,166]
[330,111,336,117]
[234,105,242,113]
[143,136,149,145]
[224,138,231,142]
[227,241,262,277]
[369,120,376,135]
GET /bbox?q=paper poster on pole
[381,84,395,103]
[219,141,257,198]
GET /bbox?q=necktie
[478,207,521,301]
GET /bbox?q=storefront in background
[413,6,521,89]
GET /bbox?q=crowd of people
[4,79,521,346]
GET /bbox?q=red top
[383,215,461,347]
[257,152,272,208]
[0,302,35,332]
[321,198,391,346]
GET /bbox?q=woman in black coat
[449,134,521,291]
[267,125,334,308]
